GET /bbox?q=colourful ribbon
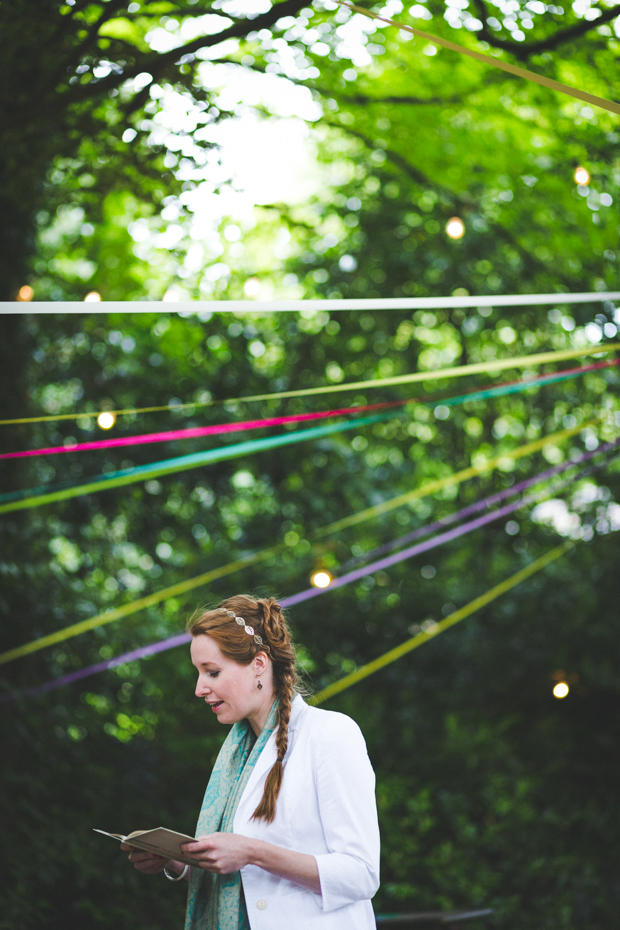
[0,401,405,460]
[1,343,618,426]
[1,535,575,702]
[278,454,612,608]
[1,359,615,461]
[0,412,394,513]
[313,417,600,537]
[316,439,620,573]
[0,419,607,667]
[0,363,611,512]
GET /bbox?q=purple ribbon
[3,439,617,704]
[8,634,191,701]
[338,436,620,571]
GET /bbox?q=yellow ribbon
[333,1,620,117]
[1,343,617,425]
[0,418,598,666]
[309,540,573,705]
[315,417,599,535]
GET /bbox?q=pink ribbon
[2,358,616,461]
[0,400,405,460]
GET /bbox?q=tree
[4,0,620,301]
[2,1,620,927]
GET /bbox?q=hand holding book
[95,827,199,877]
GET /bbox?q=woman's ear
[254,651,270,675]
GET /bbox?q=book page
[94,828,200,866]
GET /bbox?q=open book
[94,827,200,866]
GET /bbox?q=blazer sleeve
[312,713,380,912]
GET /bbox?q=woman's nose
[196,677,211,697]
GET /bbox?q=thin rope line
[3,291,620,317]
[333,1,620,116]
[1,342,617,426]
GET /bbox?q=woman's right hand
[120,842,169,875]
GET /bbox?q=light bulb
[446,217,465,239]
[310,571,332,588]
[553,681,569,699]
[574,166,590,186]
[17,285,34,301]
[244,278,260,297]
[84,291,101,302]
[97,411,116,430]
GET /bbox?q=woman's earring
[257,674,262,691]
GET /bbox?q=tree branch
[54,0,130,82]
[62,0,310,104]
[471,0,620,60]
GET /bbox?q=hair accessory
[164,864,189,882]
[223,610,271,653]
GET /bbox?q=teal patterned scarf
[184,701,279,930]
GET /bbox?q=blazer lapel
[235,731,277,817]
[235,696,308,818]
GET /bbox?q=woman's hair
[186,594,298,824]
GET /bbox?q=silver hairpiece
[223,609,270,651]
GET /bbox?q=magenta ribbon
[2,359,616,461]
[0,400,404,460]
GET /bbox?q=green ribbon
[0,362,608,516]
[0,413,393,514]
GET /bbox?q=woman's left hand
[181,834,252,874]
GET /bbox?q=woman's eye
[209,671,220,678]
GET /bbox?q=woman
[123,595,380,930]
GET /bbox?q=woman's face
[190,634,266,726]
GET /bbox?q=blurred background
[1,0,620,927]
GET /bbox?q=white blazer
[233,695,380,930]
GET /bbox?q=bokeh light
[97,412,116,430]
[84,291,101,302]
[445,217,465,239]
[553,681,569,699]
[17,285,34,301]
[310,570,332,588]
[244,278,260,297]
[574,166,590,186]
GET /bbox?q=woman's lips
[209,700,224,712]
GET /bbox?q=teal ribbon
[185,701,279,930]
[0,364,599,515]
[0,413,393,513]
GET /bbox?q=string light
[244,278,260,297]
[446,217,465,239]
[97,412,116,430]
[84,291,101,302]
[310,570,332,588]
[574,166,590,186]
[17,285,34,302]
[553,681,569,699]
